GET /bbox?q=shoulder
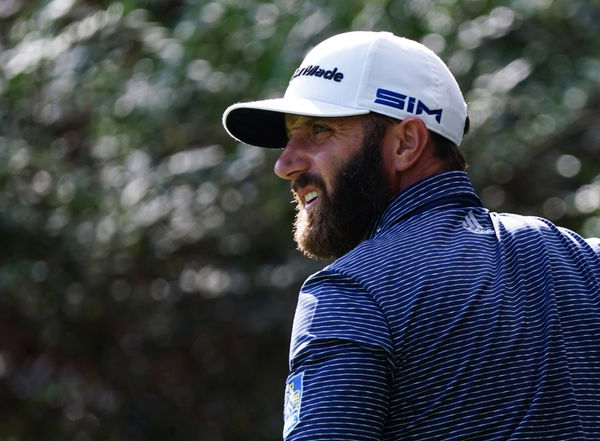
[492,211,600,263]
[493,211,597,244]
[291,266,394,364]
[299,265,382,317]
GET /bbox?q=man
[223,31,600,440]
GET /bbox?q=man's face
[274,114,392,260]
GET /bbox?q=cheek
[312,153,341,191]
[313,132,365,191]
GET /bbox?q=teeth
[304,191,319,203]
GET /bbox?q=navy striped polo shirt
[284,171,600,440]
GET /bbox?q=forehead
[284,114,368,129]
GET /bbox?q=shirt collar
[370,171,483,238]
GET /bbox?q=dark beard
[292,124,392,261]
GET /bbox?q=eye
[312,123,331,135]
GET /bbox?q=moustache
[291,173,327,196]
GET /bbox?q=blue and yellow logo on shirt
[283,372,304,438]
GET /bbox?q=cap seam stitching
[354,33,380,110]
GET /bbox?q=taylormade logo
[375,88,443,123]
[291,65,344,82]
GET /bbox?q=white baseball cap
[222,31,468,148]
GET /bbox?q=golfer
[223,31,600,440]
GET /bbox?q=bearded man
[223,31,600,441]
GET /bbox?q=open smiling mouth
[305,191,319,205]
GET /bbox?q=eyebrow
[285,115,317,126]
[285,116,320,135]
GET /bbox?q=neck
[392,160,448,194]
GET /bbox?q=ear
[388,117,430,172]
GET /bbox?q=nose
[273,136,311,180]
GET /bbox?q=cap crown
[222,31,467,148]
[285,31,467,145]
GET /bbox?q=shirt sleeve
[283,269,394,441]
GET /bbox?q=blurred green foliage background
[0,0,599,440]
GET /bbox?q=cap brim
[222,97,369,148]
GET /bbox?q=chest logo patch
[462,210,495,235]
[283,372,304,438]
